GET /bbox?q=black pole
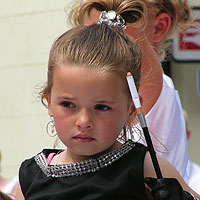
[138,112,163,178]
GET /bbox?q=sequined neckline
[34,140,135,177]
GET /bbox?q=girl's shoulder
[20,149,62,168]
[19,149,63,194]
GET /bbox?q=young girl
[69,0,195,183]
[16,18,200,199]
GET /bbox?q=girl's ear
[127,103,136,123]
[153,13,171,42]
[45,95,53,116]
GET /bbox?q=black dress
[19,140,149,200]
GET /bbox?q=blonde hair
[70,0,146,25]
[40,23,142,142]
[69,0,195,60]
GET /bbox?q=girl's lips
[73,134,95,143]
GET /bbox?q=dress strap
[47,153,56,165]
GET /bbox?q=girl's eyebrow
[56,96,117,104]
[94,100,117,104]
[56,96,76,101]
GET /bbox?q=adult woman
[69,0,195,183]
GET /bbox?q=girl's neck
[56,141,122,165]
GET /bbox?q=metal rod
[126,72,163,178]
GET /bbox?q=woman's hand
[144,177,198,200]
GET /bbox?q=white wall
[171,63,200,165]
[190,0,200,6]
[0,0,76,178]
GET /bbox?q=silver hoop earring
[46,117,57,137]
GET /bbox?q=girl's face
[47,65,134,161]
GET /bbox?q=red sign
[173,8,200,61]
[179,19,200,50]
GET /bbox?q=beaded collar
[34,140,135,178]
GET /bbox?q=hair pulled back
[69,0,195,60]
[40,23,142,107]
[70,0,146,26]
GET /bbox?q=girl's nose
[75,109,93,130]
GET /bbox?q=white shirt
[133,74,189,183]
[187,160,200,194]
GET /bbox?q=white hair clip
[97,10,126,30]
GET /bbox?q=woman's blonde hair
[69,0,195,60]
[69,0,147,29]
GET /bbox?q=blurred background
[0,0,199,179]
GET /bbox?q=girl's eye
[95,104,111,111]
[60,101,75,108]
